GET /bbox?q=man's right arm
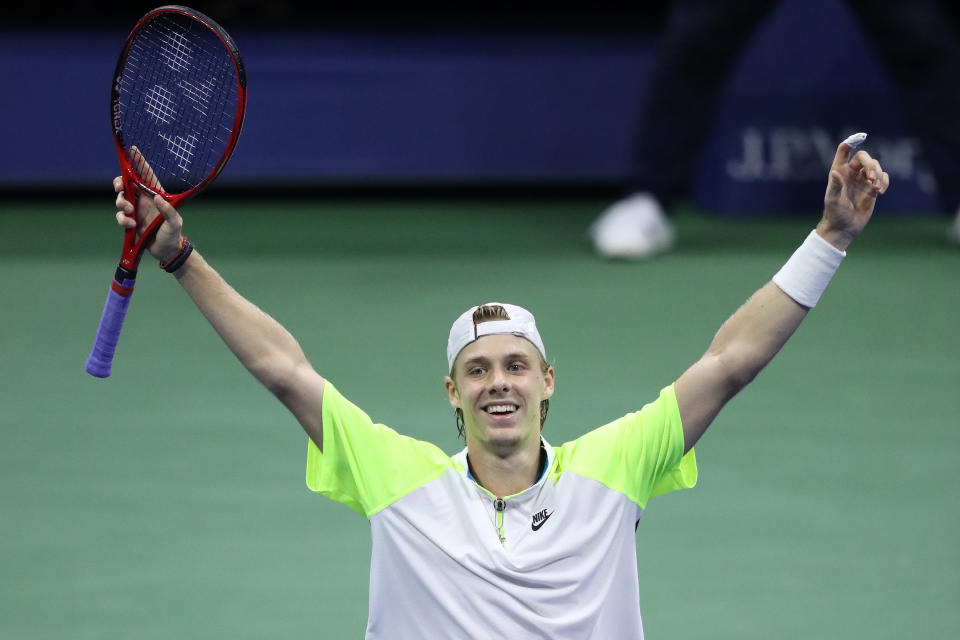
[173,249,326,450]
[115,184,325,450]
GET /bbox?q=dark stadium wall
[0,0,939,212]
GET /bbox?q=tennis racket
[85,5,246,378]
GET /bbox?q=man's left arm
[674,135,889,453]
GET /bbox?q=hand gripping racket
[85,5,246,378]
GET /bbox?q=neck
[466,439,544,498]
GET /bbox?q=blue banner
[0,0,940,213]
[692,0,938,213]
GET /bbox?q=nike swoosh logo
[531,512,553,531]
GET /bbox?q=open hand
[818,135,889,251]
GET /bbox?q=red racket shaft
[85,195,163,378]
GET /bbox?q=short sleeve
[555,385,697,509]
[306,382,452,517]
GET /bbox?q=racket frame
[86,4,246,377]
[111,4,247,274]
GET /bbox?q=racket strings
[118,12,240,194]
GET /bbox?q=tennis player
[113,134,887,639]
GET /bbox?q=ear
[444,375,461,409]
[542,366,555,400]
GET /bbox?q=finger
[848,149,873,173]
[115,210,136,229]
[113,176,123,193]
[868,158,883,190]
[855,186,878,213]
[153,195,183,230]
[115,192,134,215]
[879,171,890,194]
[856,157,886,192]
[129,146,163,192]
[832,132,867,168]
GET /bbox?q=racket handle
[85,267,137,378]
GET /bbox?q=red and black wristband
[159,236,194,273]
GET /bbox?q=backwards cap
[446,302,546,372]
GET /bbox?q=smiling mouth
[484,403,518,415]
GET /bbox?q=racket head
[111,5,247,209]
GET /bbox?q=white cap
[446,302,546,372]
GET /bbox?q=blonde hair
[472,304,511,324]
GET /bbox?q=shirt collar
[457,438,554,490]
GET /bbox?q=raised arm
[674,135,889,453]
[114,179,326,450]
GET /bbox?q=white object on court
[589,192,675,259]
[950,208,960,246]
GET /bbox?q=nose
[489,367,510,393]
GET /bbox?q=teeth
[486,404,517,414]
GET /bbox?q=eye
[508,362,526,372]
[468,367,486,377]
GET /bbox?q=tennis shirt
[306,382,697,639]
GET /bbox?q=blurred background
[4,0,958,210]
[2,2,958,638]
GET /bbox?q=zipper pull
[493,498,506,545]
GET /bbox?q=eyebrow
[462,352,531,369]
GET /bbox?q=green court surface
[1,199,957,638]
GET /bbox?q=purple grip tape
[84,277,136,378]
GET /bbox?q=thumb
[832,132,867,169]
[153,195,183,230]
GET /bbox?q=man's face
[445,334,555,452]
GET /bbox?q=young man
[114,135,887,638]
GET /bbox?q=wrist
[171,248,197,280]
[157,237,185,265]
[815,219,855,252]
[158,236,193,273]
[772,229,846,308]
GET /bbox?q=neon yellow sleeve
[554,385,697,509]
[305,382,452,517]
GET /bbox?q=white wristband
[772,230,846,308]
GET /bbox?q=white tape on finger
[843,132,867,149]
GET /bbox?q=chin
[486,431,524,450]
[476,421,535,451]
